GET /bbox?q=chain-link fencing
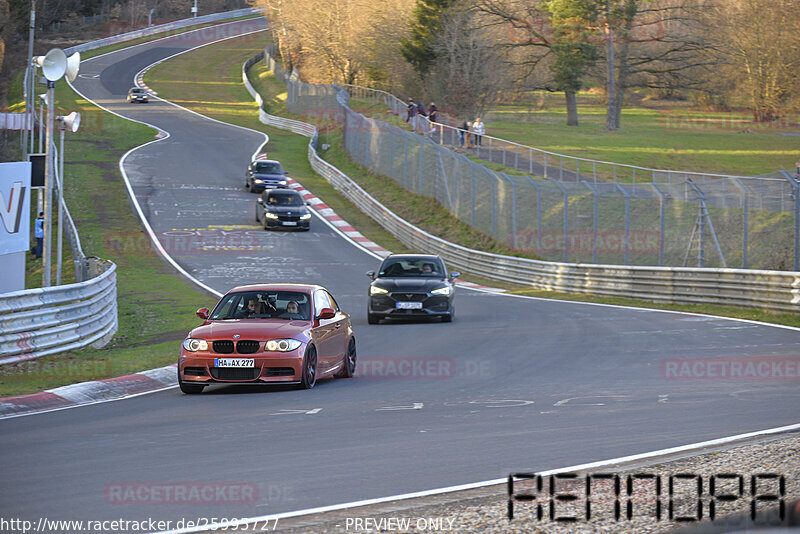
[264,47,799,271]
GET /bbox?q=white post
[56,126,65,285]
[42,83,55,287]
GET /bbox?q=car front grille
[210,367,260,380]
[391,292,428,302]
[278,215,300,222]
[212,340,234,354]
[236,340,260,354]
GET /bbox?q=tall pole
[57,126,65,285]
[24,3,36,159]
[38,96,44,152]
[193,0,197,17]
[604,1,617,131]
[42,82,55,287]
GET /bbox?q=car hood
[252,172,285,179]
[372,278,449,291]
[190,319,310,340]
[263,205,308,214]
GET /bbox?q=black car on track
[255,189,312,231]
[246,159,289,193]
[366,254,459,324]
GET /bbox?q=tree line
[253,0,800,129]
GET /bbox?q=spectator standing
[472,117,485,146]
[428,103,438,134]
[33,212,44,259]
[406,98,417,126]
[460,120,470,147]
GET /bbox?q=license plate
[214,358,254,368]
[396,301,423,309]
[283,221,297,226]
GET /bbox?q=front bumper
[179,349,304,384]
[263,217,310,230]
[369,293,452,318]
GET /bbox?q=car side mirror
[257,197,263,204]
[317,308,335,320]
[366,270,375,279]
[284,171,290,175]
[196,307,209,320]
[449,271,460,280]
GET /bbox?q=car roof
[383,254,442,261]
[129,87,144,91]
[227,283,322,294]
[253,159,281,165]
[263,188,300,195]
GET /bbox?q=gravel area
[217,432,800,533]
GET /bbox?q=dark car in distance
[255,189,312,230]
[127,87,148,103]
[246,159,289,193]
[366,254,459,324]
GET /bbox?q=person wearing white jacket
[472,117,485,146]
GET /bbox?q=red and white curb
[0,365,177,419]
[135,67,158,95]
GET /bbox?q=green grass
[352,90,800,177]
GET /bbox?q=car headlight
[265,339,302,352]
[264,212,278,219]
[370,286,389,295]
[431,286,451,295]
[254,179,263,184]
[279,180,287,185]
[300,213,311,220]
[182,338,208,352]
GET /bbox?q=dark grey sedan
[255,189,312,231]
[246,159,289,193]
[366,254,459,324]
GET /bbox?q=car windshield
[254,162,283,174]
[266,193,303,206]
[209,291,311,321]
[130,88,145,93]
[378,258,445,278]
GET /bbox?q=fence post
[502,173,518,249]
[403,133,408,189]
[614,183,631,265]
[583,181,599,264]
[471,163,476,227]
[781,171,800,271]
[551,179,569,262]
[526,177,543,253]
[730,178,748,268]
[491,174,496,237]
[419,138,425,195]
[650,184,666,266]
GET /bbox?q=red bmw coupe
[178,284,356,393]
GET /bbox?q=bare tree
[427,4,511,120]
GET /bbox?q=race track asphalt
[2,18,799,530]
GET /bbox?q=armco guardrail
[245,53,800,314]
[65,8,260,55]
[0,259,117,366]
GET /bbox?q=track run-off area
[2,18,799,531]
